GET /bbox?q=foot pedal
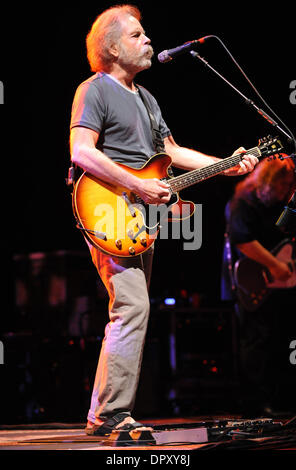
[108,429,156,447]
[152,427,208,445]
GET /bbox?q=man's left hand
[223,147,259,176]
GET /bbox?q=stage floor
[1,415,296,451]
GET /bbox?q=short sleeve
[158,113,171,140]
[228,199,258,245]
[70,81,105,134]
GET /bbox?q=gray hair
[86,5,141,72]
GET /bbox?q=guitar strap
[136,85,174,177]
[136,85,165,154]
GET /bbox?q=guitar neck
[168,146,262,192]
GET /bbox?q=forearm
[164,136,257,176]
[71,143,140,192]
[236,240,278,269]
[167,144,220,171]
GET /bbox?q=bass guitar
[234,239,296,311]
[72,136,283,257]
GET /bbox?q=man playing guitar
[224,157,296,415]
[70,5,258,436]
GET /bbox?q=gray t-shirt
[70,73,171,168]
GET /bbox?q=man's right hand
[135,178,171,204]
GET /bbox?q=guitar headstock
[258,135,284,159]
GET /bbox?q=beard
[117,43,154,74]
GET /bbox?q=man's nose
[144,34,151,45]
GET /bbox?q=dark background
[1,1,295,423]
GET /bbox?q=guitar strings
[168,148,260,190]
[168,147,261,192]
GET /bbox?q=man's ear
[109,43,119,60]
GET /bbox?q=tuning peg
[259,136,269,146]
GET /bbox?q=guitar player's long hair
[232,156,296,208]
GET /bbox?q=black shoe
[85,412,153,436]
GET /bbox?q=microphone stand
[190,50,296,234]
[190,51,293,144]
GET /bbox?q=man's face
[272,173,295,202]
[116,15,154,74]
[259,173,295,206]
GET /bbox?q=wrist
[126,174,143,193]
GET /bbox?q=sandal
[85,412,153,436]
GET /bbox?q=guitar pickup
[122,192,136,217]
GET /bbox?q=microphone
[276,191,296,234]
[158,36,212,63]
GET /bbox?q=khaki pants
[86,241,154,422]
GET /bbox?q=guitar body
[72,136,283,257]
[72,153,195,257]
[234,240,296,311]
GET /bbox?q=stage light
[164,297,176,306]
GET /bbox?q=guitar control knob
[140,238,147,247]
[115,239,122,249]
[129,247,136,255]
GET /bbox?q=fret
[169,146,262,192]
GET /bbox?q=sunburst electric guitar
[72,136,283,257]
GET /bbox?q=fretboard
[168,147,261,192]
